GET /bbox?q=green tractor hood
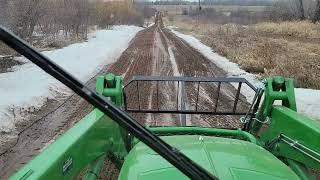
[119,135,299,180]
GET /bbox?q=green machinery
[0,26,319,180]
[11,74,320,180]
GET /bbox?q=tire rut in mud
[161,28,250,128]
[111,13,250,129]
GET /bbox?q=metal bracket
[266,134,320,163]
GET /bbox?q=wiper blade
[0,27,218,180]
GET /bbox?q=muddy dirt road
[0,13,249,178]
[109,13,249,128]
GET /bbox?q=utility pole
[197,0,201,24]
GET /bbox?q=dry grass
[255,21,320,39]
[153,5,267,15]
[165,16,320,89]
[0,42,16,56]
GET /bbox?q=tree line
[151,0,320,23]
[269,0,320,22]
[0,0,153,42]
[152,0,273,6]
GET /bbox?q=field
[151,5,267,14]
[164,14,320,89]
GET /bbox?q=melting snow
[171,29,320,120]
[295,88,320,120]
[0,25,143,132]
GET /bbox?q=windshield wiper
[0,26,218,180]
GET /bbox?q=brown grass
[0,42,16,56]
[165,16,320,89]
[255,21,320,39]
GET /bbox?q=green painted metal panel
[96,74,124,107]
[260,106,320,170]
[287,159,315,180]
[249,76,320,176]
[250,76,296,134]
[148,126,258,144]
[83,155,107,180]
[119,135,299,180]
[10,109,127,180]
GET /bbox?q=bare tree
[10,0,47,38]
[0,0,10,27]
[313,0,320,23]
[297,0,305,20]
[1,0,145,48]
[268,0,318,21]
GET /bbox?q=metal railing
[124,76,258,116]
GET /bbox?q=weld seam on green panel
[149,127,258,144]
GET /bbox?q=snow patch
[171,29,320,120]
[148,23,155,28]
[167,26,178,29]
[0,25,143,133]
[295,88,320,120]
